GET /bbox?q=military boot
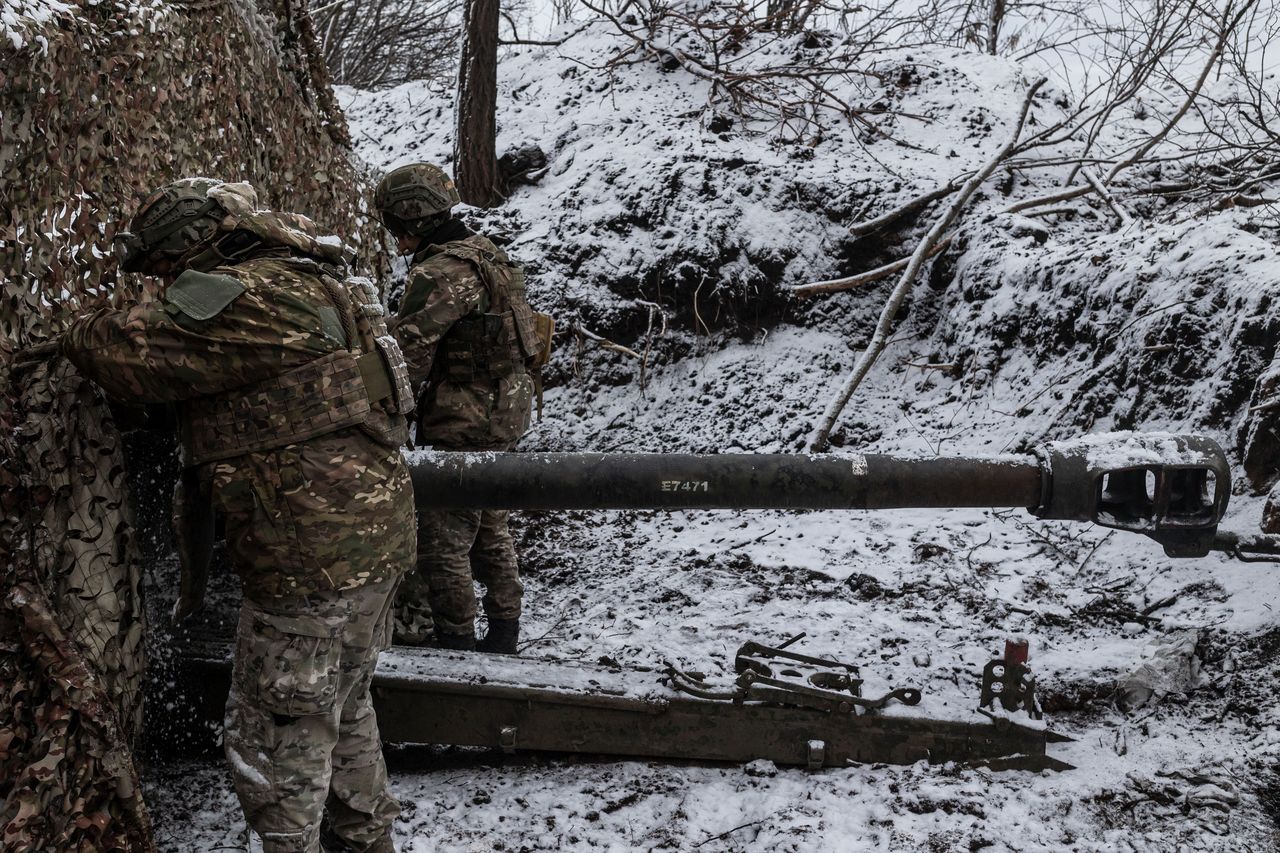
[361,835,397,853]
[320,825,397,853]
[477,618,520,654]
[392,630,438,648]
[436,630,477,651]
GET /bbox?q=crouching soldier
[375,163,540,654]
[58,179,416,853]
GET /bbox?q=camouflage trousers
[395,508,523,639]
[225,577,400,853]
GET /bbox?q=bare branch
[792,235,953,297]
[809,77,1047,452]
[572,323,643,360]
[1081,168,1131,226]
[848,181,966,237]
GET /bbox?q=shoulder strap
[317,273,360,350]
[431,240,521,314]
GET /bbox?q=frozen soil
[151,20,1280,853]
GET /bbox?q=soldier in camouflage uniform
[375,163,539,654]
[58,179,416,853]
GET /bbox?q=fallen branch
[847,180,965,237]
[1024,206,1083,219]
[1082,168,1131,226]
[636,299,668,391]
[1198,194,1279,217]
[902,361,959,373]
[809,77,1046,452]
[572,323,642,360]
[792,235,952,297]
[691,275,711,337]
[695,819,766,848]
[1005,183,1091,215]
[1142,593,1179,616]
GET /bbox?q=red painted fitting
[1004,637,1030,666]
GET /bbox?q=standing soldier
[375,163,540,654]
[57,179,415,853]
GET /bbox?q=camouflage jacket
[392,233,533,450]
[62,251,415,601]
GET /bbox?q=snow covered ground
[153,19,1280,853]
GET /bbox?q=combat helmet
[374,163,460,237]
[116,178,229,273]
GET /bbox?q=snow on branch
[809,76,1047,452]
[579,0,907,142]
[790,234,953,297]
[1006,0,1263,221]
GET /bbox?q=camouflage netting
[0,0,385,847]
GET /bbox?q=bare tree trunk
[455,0,504,208]
[986,0,1006,55]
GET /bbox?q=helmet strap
[181,228,264,272]
[416,214,471,248]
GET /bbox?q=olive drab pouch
[530,311,554,420]
[531,311,555,368]
[374,334,415,414]
[503,267,544,363]
[236,604,350,717]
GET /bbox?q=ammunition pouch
[182,349,395,465]
[508,284,542,363]
[528,312,554,420]
[374,334,415,412]
[437,312,525,383]
[530,311,555,370]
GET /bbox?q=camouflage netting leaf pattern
[1,361,154,851]
[0,0,386,847]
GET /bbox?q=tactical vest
[181,263,414,465]
[430,237,542,384]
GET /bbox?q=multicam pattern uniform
[61,250,414,853]
[392,233,534,640]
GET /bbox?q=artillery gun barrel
[407,451,1042,511]
[406,434,1233,557]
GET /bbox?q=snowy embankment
[160,22,1278,853]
